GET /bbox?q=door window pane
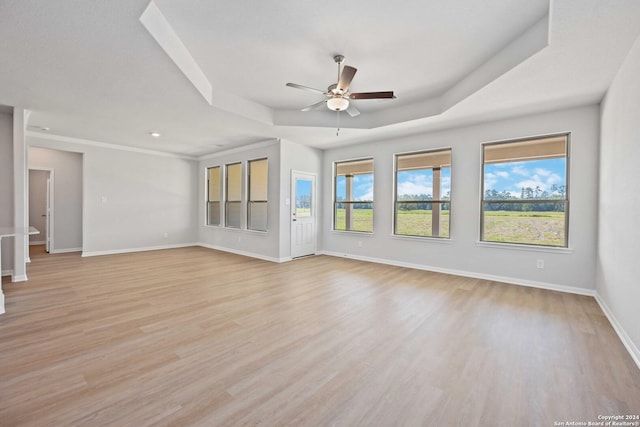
[295,179,312,217]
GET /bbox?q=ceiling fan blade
[286,83,326,94]
[301,100,327,111]
[337,66,357,93]
[349,91,395,100]
[346,104,360,117]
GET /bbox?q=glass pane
[226,201,241,228]
[207,201,220,226]
[249,159,268,201]
[226,163,242,201]
[397,169,433,198]
[334,202,373,232]
[352,174,373,202]
[248,201,268,231]
[483,158,566,201]
[395,203,450,238]
[208,167,220,202]
[335,175,346,201]
[482,202,566,246]
[295,179,312,217]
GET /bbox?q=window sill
[475,241,573,254]
[331,230,374,237]
[203,225,268,235]
[390,234,453,244]
[245,229,269,235]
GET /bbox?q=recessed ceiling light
[149,132,161,138]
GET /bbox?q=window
[334,158,374,233]
[395,148,451,238]
[225,162,242,228]
[481,134,569,247]
[206,166,221,226]
[248,158,268,231]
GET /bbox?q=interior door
[291,171,317,258]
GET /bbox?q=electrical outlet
[357,241,363,247]
[163,232,168,238]
[536,259,544,269]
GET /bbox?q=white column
[345,174,353,230]
[0,236,4,314]
[432,167,441,237]
[13,108,28,282]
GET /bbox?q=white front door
[291,171,317,258]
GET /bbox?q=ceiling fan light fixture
[327,97,349,111]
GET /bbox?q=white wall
[279,139,323,259]
[29,147,83,251]
[0,112,14,274]
[198,140,282,261]
[597,33,640,364]
[322,105,600,293]
[28,135,198,255]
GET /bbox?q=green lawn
[395,209,450,238]
[335,208,374,233]
[483,210,565,246]
[335,208,450,237]
[335,208,565,246]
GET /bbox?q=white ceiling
[1,0,639,157]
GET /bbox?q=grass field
[335,208,565,245]
[483,210,565,246]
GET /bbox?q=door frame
[28,167,54,253]
[291,170,318,258]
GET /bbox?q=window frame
[247,157,268,232]
[225,161,243,229]
[206,165,221,226]
[480,133,570,248]
[333,157,374,233]
[393,147,452,239]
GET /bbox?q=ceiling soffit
[141,1,549,131]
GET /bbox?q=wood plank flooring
[1,246,639,426]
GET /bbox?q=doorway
[291,171,317,258]
[28,169,53,253]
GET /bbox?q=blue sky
[337,159,565,200]
[337,168,452,200]
[484,158,566,197]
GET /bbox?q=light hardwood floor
[1,246,639,426]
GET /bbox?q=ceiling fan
[286,54,396,118]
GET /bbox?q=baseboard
[197,242,290,263]
[82,243,196,257]
[29,240,45,245]
[0,293,4,315]
[50,247,83,254]
[12,274,28,282]
[594,294,640,370]
[1,269,15,278]
[319,250,596,297]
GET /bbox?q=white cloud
[484,173,498,189]
[545,173,562,186]
[495,171,509,178]
[511,165,529,176]
[398,181,432,196]
[534,168,551,177]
